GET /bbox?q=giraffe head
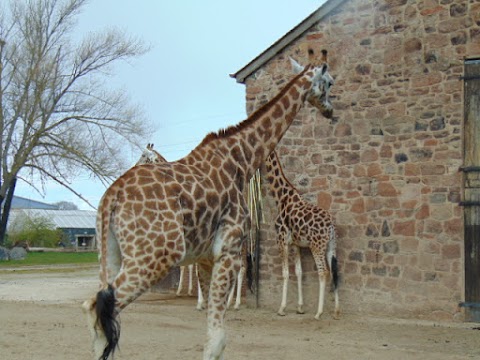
[290,49,334,118]
[135,143,167,165]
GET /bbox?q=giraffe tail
[96,284,120,360]
[331,255,339,290]
[327,224,339,290]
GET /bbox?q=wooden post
[463,59,480,322]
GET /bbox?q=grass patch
[0,251,98,267]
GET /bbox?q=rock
[10,247,27,260]
[0,246,10,261]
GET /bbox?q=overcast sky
[15,0,326,210]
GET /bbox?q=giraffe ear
[313,64,329,82]
[289,57,304,74]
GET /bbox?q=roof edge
[230,0,346,84]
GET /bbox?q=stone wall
[243,0,480,321]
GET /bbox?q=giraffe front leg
[233,263,245,310]
[226,277,237,309]
[203,255,239,360]
[293,246,304,314]
[278,239,289,316]
[203,224,243,360]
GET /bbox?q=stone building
[232,0,480,321]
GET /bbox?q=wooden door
[462,59,480,322]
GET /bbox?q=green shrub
[8,214,64,248]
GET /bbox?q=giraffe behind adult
[83,49,334,360]
[135,143,167,165]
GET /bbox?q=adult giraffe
[134,143,205,307]
[265,150,340,320]
[83,50,334,360]
[136,143,240,311]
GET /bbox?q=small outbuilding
[8,209,97,250]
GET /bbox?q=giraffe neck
[181,66,313,180]
[152,149,167,163]
[265,150,299,206]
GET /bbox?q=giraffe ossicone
[83,49,334,360]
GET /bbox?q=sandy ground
[0,266,479,360]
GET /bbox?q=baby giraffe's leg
[311,242,328,320]
[277,237,289,316]
[293,246,304,314]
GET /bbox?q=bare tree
[0,0,151,244]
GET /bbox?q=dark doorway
[462,59,480,322]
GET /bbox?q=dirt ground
[0,266,479,360]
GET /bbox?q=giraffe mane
[194,64,311,150]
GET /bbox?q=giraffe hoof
[296,306,305,314]
[314,313,323,320]
[277,311,286,317]
[333,310,340,320]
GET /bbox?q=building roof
[9,196,59,210]
[7,209,96,230]
[231,0,346,84]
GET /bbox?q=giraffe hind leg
[85,258,176,359]
[311,243,329,320]
[315,272,327,320]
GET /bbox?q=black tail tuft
[331,256,339,290]
[96,284,120,360]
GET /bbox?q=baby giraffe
[265,150,340,320]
